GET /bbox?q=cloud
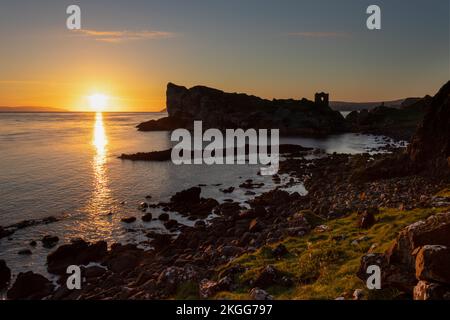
[74,29,176,43]
[287,32,350,38]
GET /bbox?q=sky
[0,0,448,112]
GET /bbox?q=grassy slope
[197,189,450,300]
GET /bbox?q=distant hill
[0,106,68,112]
[330,99,405,111]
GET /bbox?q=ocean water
[0,112,399,276]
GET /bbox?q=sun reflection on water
[81,112,114,238]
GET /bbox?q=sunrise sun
[88,93,109,112]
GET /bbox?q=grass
[213,197,450,300]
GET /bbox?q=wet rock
[249,287,273,300]
[18,249,32,255]
[220,187,235,194]
[164,219,179,230]
[7,271,54,300]
[415,245,450,285]
[121,217,136,223]
[139,202,149,210]
[214,202,242,218]
[142,212,153,222]
[146,232,172,250]
[119,149,172,161]
[170,187,201,204]
[0,259,11,290]
[0,226,13,239]
[194,220,206,228]
[158,213,170,221]
[42,235,59,248]
[47,239,107,274]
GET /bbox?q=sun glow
[88,93,109,112]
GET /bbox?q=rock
[199,276,232,298]
[415,245,450,284]
[158,213,170,221]
[194,220,206,228]
[386,212,450,272]
[215,202,242,217]
[254,265,291,289]
[136,116,189,132]
[164,219,179,230]
[157,265,199,295]
[353,289,364,300]
[42,235,59,248]
[170,187,201,204]
[407,81,450,173]
[142,212,153,222]
[47,239,107,274]
[0,226,13,239]
[146,232,172,250]
[138,202,149,210]
[219,245,244,257]
[121,217,136,223]
[358,209,376,229]
[249,288,273,300]
[0,259,11,290]
[104,244,143,274]
[18,249,32,255]
[220,187,235,194]
[272,244,288,258]
[249,219,263,232]
[29,240,37,247]
[413,280,450,300]
[7,271,54,300]
[84,266,106,279]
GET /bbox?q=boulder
[42,235,59,248]
[199,276,232,299]
[386,212,450,271]
[249,287,273,300]
[142,212,153,222]
[415,245,450,284]
[253,265,292,289]
[121,217,136,223]
[170,187,201,204]
[7,271,54,300]
[413,280,450,300]
[47,239,107,274]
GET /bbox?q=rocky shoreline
[1,142,448,299]
[1,81,448,300]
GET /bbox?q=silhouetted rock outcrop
[138,83,346,136]
[346,95,432,140]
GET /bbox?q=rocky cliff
[138,83,346,136]
[407,81,450,172]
